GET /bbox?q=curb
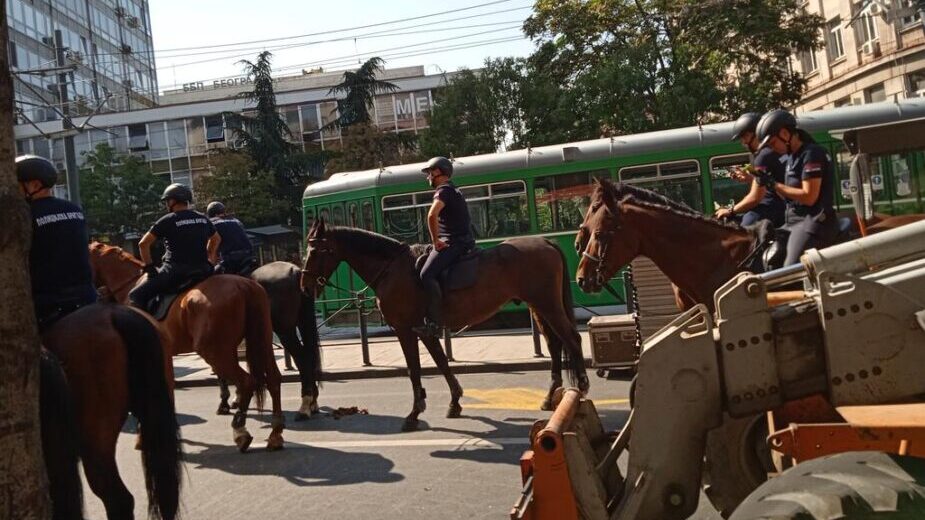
[174,358,594,388]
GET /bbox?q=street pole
[54,29,80,205]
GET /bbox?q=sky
[148,0,538,93]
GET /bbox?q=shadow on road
[182,438,405,487]
[251,407,432,435]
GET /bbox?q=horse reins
[303,242,409,295]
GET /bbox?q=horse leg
[265,356,285,451]
[531,309,563,411]
[419,334,463,418]
[83,436,134,520]
[221,365,255,453]
[397,328,427,431]
[533,304,590,394]
[217,379,232,415]
[278,328,314,421]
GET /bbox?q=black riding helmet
[16,155,58,187]
[421,156,453,178]
[756,109,798,149]
[730,112,761,141]
[160,183,193,204]
[206,201,226,218]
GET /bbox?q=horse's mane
[323,227,409,258]
[89,241,145,267]
[593,180,745,232]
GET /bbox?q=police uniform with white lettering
[206,201,257,276]
[16,155,97,331]
[128,184,216,308]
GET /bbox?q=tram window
[709,154,752,210]
[534,170,609,232]
[383,194,414,208]
[461,186,489,199]
[347,202,360,227]
[361,201,375,231]
[619,164,657,181]
[383,206,427,243]
[305,209,315,230]
[659,160,699,178]
[319,207,331,224]
[332,205,345,226]
[466,181,528,238]
[619,160,702,212]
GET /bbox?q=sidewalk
[173,329,593,388]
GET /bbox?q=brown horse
[42,303,181,519]
[88,242,284,452]
[300,219,588,431]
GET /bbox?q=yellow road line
[463,387,628,410]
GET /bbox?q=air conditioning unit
[126,16,139,28]
[120,44,133,54]
[65,50,83,63]
[862,40,882,57]
[868,1,884,17]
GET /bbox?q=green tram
[302,100,925,319]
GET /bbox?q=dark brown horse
[42,303,181,519]
[300,219,588,431]
[246,261,322,421]
[88,243,284,452]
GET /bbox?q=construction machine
[513,218,925,519]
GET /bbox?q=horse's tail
[551,239,583,386]
[110,306,182,520]
[298,289,323,388]
[243,281,272,410]
[40,350,84,520]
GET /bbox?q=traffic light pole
[54,29,80,205]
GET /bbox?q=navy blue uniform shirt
[434,182,472,243]
[150,209,215,266]
[211,216,253,258]
[752,147,787,214]
[785,143,835,217]
[29,197,95,301]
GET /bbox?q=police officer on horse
[754,109,838,266]
[16,155,97,331]
[715,112,787,227]
[129,183,219,310]
[206,201,257,276]
[414,156,475,338]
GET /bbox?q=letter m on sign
[394,96,413,118]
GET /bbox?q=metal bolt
[769,385,779,394]
[859,370,869,379]
[745,282,761,296]
[744,392,754,401]
[669,493,683,507]
[731,395,742,404]
[851,304,860,313]
[864,301,874,309]
[846,373,855,382]
[832,376,842,385]
[763,333,773,341]
[872,366,882,376]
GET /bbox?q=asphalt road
[83,371,724,520]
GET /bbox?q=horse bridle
[301,238,409,294]
[578,206,625,300]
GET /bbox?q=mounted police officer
[206,201,257,276]
[16,155,97,331]
[754,109,838,266]
[715,112,786,227]
[129,183,220,310]
[414,156,474,338]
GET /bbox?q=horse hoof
[294,412,310,422]
[446,403,462,418]
[540,399,554,412]
[231,400,240,410]
[401,419,419,432]
[217,404,231,415]
[266,434,285,451]
[235,433,253,453]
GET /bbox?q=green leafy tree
[79,143,168,240]
[194,150,287,227]
[523,0,824,133]
[328,57,398,129]
[325,123,420,174]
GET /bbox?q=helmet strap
[21,182,45,202]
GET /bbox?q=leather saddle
[148,271,212,321]
[414,247,482,291]
[760,217,853,272]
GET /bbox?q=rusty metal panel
[768,422,925,462]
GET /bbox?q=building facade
[7,0,158,125]
[793,0,925,111]
[12,66,448,198]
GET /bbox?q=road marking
[463,387,628,410]
[287,437,529,449]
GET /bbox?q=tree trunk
[0,4,52,518]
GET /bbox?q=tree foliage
[325,123,419,174]
[79,143,169,240]
[422,0,824,153]
[194,151,287,227]
[328,57,398,129]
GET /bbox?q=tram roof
[303,99,925,200]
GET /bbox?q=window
[331,205,345,226]
[348,202,361,227]
[908,70,925,96]
[799,50,818,74]
[534,170,609,232]
[827,18,845,61]
[374,94,396,130]
[128,123,148,151]
[464,181,529,238]
[382,191,436,243]
[205,115,224,143]
[619,160,703,211]
[148,122,168,160]
[855,6,879,45]
[865,83,886,103]
[305,209,315,231]
[361,201,375,232]
[901,0,922,27]
[834,97,853,107]
[709,154,753,210]
[300,104,320,142]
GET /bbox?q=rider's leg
[127,266,182,307]
[417,245,467,327]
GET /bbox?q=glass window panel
[282,106,300,139]
[395,94,415,130]
[467,198,488,238]
[170,170,192,189]
[659,160,699,178]
[205,115,224,143]
[361,201,375,231]
[304,209,315,231]
[620,164,658,181]
[347,202,360,227]
[187,117,205,146]
[375,94,395,128]
[319,207,330,223]
[491,181,525,196]
[170,156,190,172]
[534,170,609,232]
[383,207,426,243]
[151,159,170,174]
[486,193,529,238]
[635,177,704,212]
[33,138,50,159]
[300,104,320,133]
[148,122,168,159]
[331,205,345,227]
[109,126,128,153]
[383,194,414,208]
[710,154,752,209]
[128,123,148,151]
[167,120,187,152]
[319,101,339,138]
[460,186,489,199]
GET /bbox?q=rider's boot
[413,281,443,338]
